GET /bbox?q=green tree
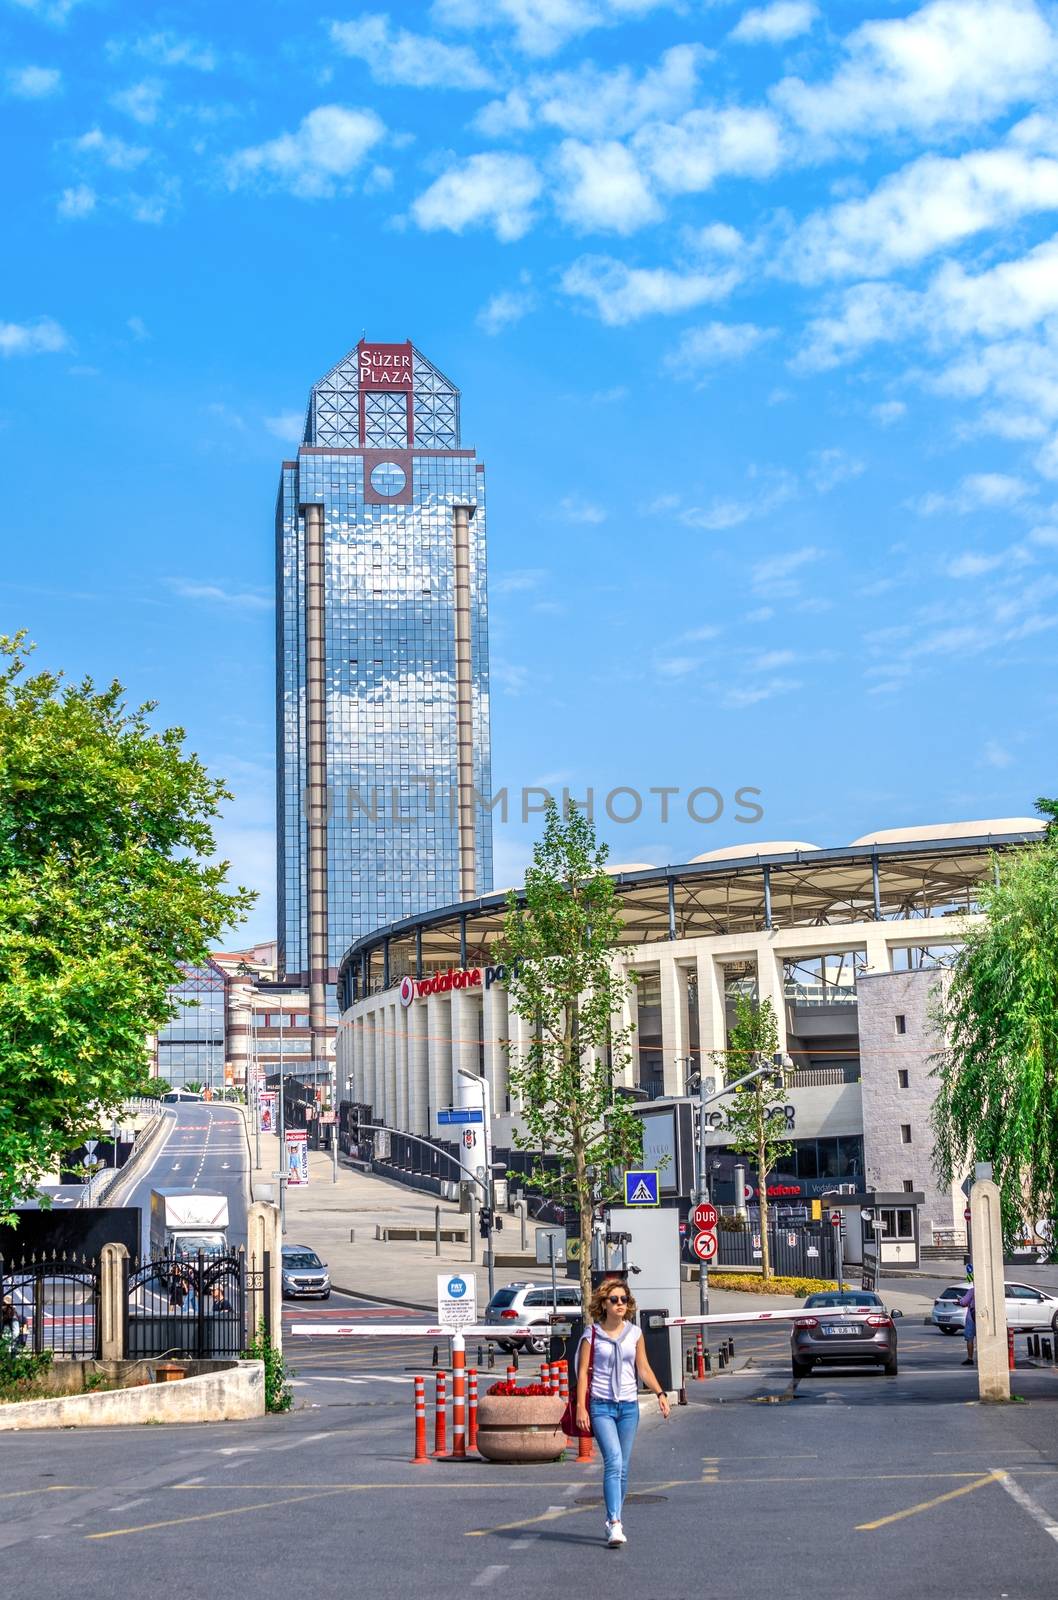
[932,815,1058,1248]
[719,997,792,1282]
[500,800,642,1313]
[0,635,254,1220]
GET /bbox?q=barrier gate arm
[289,1309,876,1338]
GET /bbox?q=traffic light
[479,1208,492,1239]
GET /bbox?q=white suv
[483,1281,582,1354]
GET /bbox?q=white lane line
[307,1376,367,1386]
[992,1469,1058,1545]
[269,1431,335,1452]
[471,1566,509,1588]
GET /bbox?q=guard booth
[838,1190,924,1272]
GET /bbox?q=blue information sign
[624,1170,660,1206]
[437,1108,484,1126]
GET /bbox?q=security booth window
[879,1207,914,1239]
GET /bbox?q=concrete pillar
[506,1002,532,1112]
[427,992,452,1127]
[300,500,330,1066]
[383,999,398,1127]
[450,984,480,1082]
[695,951,726,1081]
[452,504,477,899]
[395,998,409,1131]
[408,997,430,1134]
[659,956,691,1096]
[482,979,509,1113]
[755,940,789,1057]
[247,1200,283,1352]
[970,1177,1010,1401]
[863,931,890,976]
[99,1242,127,1362]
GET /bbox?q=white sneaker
[607,1519,627,1547]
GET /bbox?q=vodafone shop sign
[399,962,522,1007]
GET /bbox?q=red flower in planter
[485,1380,555,1397]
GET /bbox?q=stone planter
[476,1394,568,1463]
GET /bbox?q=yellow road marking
[87,1488,351,1540]
[856,1473,998,1531]
[0,1486,78,1499]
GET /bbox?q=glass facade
[155,962,227,1089]
[277,340,493,984]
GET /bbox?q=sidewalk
[250,1127,546,1308]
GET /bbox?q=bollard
[718,1347,727,1371]
[696,1331,706,1381]
[507,1365,517,1386]
[703,1347,712,1375]
[1044,1337,1054,1362]
[1008,1329,1015,1371]
[434,1371,447,1456]
[727,1337,736,1360]
[557,1360,569,1406]
[487,1344,495,1369]
[686,1348,695,1377]
[512,1349,520,1370]
[432,1344,439,1368]
[541,1360,551,1393]
[477,1344,484,1367]
[452,1341,467,1460]
[412,1376,428,1464]
[468,1368,478,1452]
[577,1427,594,1465]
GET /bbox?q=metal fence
[125,1251,246,1360]
[716,1223,839,1279]
[0,1251,101,1358]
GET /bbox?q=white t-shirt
[582,1322,641,1402]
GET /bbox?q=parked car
[931,1281,1058,1334]
[281,1245,331,1300]
[483,1281,581,1354]
[791,1289,901,1378]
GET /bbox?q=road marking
[468,1503,589,1538]
[991,1469,1058,1545]
[856,1473,998,1531]
[87,1487,350,1540]
[0,1487,78,1500]
[471,1566,509,1587]
[268,1431,335,1452]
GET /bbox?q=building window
[902,1180,915,1193]
[900,1123,912,1144]
[898,1069,909,1089]
[895,1014,907,1035]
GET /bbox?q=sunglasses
[606,1294,629,1305]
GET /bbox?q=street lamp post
[457,1067,496,1305]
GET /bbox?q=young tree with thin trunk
[500,800,642,1314]
[933,804,1058,1248]
[719,997,791,1281]
[0,634,254,1220]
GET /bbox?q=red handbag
[560,1326,595,1437]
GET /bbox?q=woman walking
[575,1277,671,1547]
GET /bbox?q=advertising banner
[259,1091,277,1134]
[285,1128,309,1186]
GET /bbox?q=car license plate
[821,1325,850,1336]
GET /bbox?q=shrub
[0,1344,52,1402]
[710,1273,839,1297]
[485,1380,555,1397]
[242,1320,293,1412]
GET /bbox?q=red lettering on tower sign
[358,342,413,387]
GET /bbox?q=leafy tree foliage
[0,635,253,1219]
[719,997,792,1281]
[500,801,642,1312]
[933,814,1058,1246]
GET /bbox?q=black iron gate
[124,1251,246,1359]
[0,1251,101,1358]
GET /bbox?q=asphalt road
[5,1310,1058,1599]
[110,1103,250,1255]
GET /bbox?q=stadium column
[482,979,509,1117]
[428,990,452,1123]
[408,994,430,1134]
[695,951,726,1082]
[754,940,789,1058]
[659,956,691,1096]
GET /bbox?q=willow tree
[720,996,791,1281]
[932,810,1058,1249]
[500,800,642,1313]
[0,634,254,1220]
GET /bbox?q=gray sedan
[791,1290,901,1378]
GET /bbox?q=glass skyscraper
[276,339,493,1043]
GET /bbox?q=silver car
[483,1281,582,1354]
[931,1285,968,1334]
[931,1281,1058,1334]
[281,1245,330,1300]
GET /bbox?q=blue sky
[3,0,1058,945]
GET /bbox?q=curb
[329,1284,435,1313]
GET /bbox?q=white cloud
[730,2,817,45]
[553,139,660,234]
[0,317,68,356]
[431,0,679,58]
[227,105,386,199]
[7,65,61,97]
[329,14,495,89]
[664,320,773,378]
[168,579,271,611]
[774,0,1058,141]
[808,448,865,492]
[982,738,1013,767]
[558,495,606,523]
[681,472,797,531]
[411,152,542,241]
[73,127,150,170]
[561,253,741,325]
[127,315,149,340]
[493,568,547,593]
[264,410,304,442]
[493,658,530,694]
[724,675,801,708]
[474,43,705,139]
[872,400,906,426]
[783,146,1058,283]
[57,183,95,218]
[751,544,823,590]
[477,271,537,333]
[945,551,1007,577]
[110,80,163,124]
[912,472,1030,514]
[109,31,217,70]
[634,105,784,194]
[7,0,81,23]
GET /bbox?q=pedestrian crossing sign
[624,1169,660,1206]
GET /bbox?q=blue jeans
[590,1399,639,1520]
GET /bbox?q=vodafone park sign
[399,962,521,1007]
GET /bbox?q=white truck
[149,1189,229,1263]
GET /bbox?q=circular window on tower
[369,461,407,496]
